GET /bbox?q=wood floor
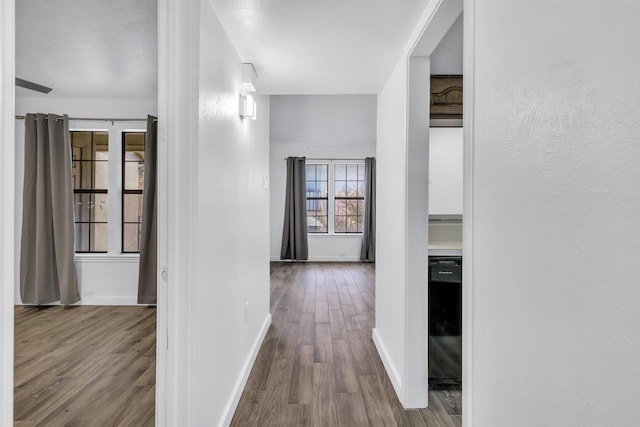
[14,305,156,427]
[231,262,462,427]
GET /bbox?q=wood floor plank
[332,339,359,393]
[313,323,333,363]
[310,363,338,427]
[335,392,369,426]
[288,344,314,404]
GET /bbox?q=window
[306,161,365,234]
[71,131,109,253]
[122,132,146,253]
[306,164,328,233]
[333,163,365,233]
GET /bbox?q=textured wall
[470,1,640,425]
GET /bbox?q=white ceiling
[209,0,430,94]
[15,0,460,98]
[16,0,157,98]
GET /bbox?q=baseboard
[220,313,272,427]
[13,295,147,306]
[270,256,362,262]
[372,328,403,403]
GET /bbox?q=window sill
[75,253,140,263]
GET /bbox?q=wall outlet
[85,290,96,298]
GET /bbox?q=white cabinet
[429,127,463,215]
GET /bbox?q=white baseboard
[220,313,272,427]
[372,328,403,403]
[270,256,362,262]
[14,295,147,306]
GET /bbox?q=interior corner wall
[269,95,376,262]
[0,0,15,423]
[469,1,640,425]
[13,97,157,305]
[373,56,408,398]
[187,0,271,424]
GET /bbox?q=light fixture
[242,63,257,92]
[239,94,256,120]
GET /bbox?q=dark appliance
[428,256,462,382]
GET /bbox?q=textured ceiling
[16,0,157,98]
[209,0,430,94]
[15,0,460,98]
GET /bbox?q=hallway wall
[468,1,640,425]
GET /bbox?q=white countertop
[428,241,463,256]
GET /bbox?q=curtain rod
[15,115,156,123]
[284,157,366,161]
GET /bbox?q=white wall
[269,95,376,261]
[0,0,15,423]
[468,1,640,426]
[14,97,156,305]
[374,0,462,408]
[374,56,409,396]
[182,1,271,425]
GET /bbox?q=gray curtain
[280,157,308,260]
[138,116,158,304]
[360,157,376,262]
[20,113,80,305]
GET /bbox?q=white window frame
[69,121,146,257]
[306,159,365,235]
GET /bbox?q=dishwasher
[428,256,462,383]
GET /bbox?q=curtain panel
[20,113,80,305]
[280,157,309,260]
[138,116,158,304]
[360,157,376,262]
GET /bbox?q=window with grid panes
[305,163,328,233]
[71,131,109,253]
[122,132,146,252]
[333,163,365,233]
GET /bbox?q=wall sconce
[242,63,257,92]
[239,94,256,120]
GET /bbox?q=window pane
[317,164,328,180]
[347,181,358,197]
[335,164,346,180]
[75,223,89,252]
[358,181,365,197]
[347,164,358,180]
[124,194,144,222]
[306,164,316,181]
[124,160,144,190]
[335,180,346,197]
[93,193,108,222]
[123,223,142,252]
[317,182,327,198]
[347,216,361,233]
[74,193,90,222]
[346,200,359,216]
[335,215,346,233]
[94,160,109,189]
[335,200,346,215]
[357,164,365,180]
[91,223,108,252]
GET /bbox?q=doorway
[9,0,160,423]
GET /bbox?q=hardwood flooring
[231,262,462,427]
[14,305,156,426]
